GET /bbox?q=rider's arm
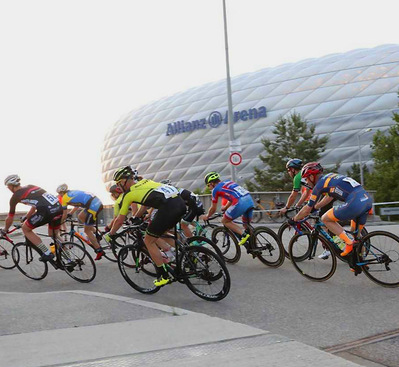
[4,215,14,232]
[293,204,312,221]
[284,190,299,209]
[134,205,148,219]
[296,187,311,207]
[25,207,36,220]
[110,213,126,235]
[204,202,218,220]
[221,200,232,212]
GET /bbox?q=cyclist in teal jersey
[280,158,311,216]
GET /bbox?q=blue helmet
[286,158,303,170]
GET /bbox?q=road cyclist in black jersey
[1,174,63,262]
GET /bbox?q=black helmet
[286,158,303,170]
[113,166,138,182]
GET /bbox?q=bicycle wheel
[185,236,224,259]
[60,232,86,249]
[179,246,230,301]
[211,227,241,263]
[288,232,337,282]
[107,232,128,260]
[252,227,285,267]
[252,211,262,223]
[12,242,48,280]
[117,245,160,294]
[357,231,399,287]
[58,242,96,283]
[0,238,16,269]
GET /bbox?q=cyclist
[292,162,373,258]
[106,166,186,286]
[202,172,254,246]
[1,175,63,261]
[57,184,105,260]
[104,184,124,232]
[161,179,205,238]
[279,158,311,216]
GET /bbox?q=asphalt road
[1,222,398,366]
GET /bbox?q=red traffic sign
[229,152,242,166]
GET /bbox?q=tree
[346,163,369,185]
[246,112,329,191]
[366,95,399,202]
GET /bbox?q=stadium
[101,44,399,190]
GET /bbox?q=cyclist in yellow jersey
[106,166,186,286]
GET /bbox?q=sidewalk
[0,290,362,367]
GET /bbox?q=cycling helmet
[204,172,221,184]
[161,179,172,185]
[301,162,324,178]
[286,158,303,170]
[109,184,123,194]
[4,174,21,186]
[56,183,68,194]
[113,166,138,181]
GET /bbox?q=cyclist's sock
[37,242,51,255]
[339,231,354,256]
[157,264,169,278]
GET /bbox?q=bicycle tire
[211,226,241,263]
[117,245,161,294]
[252,227,285,267]
[0,237,16,269]
[252,211,262,223]
[185,236,224,259]
[58,242,96,283]
[277,222,309,259]
[357,231,399,288]
[288,232,337,282]
[179,246,230,301]
[12,242,48,280]
[60,232,86,249]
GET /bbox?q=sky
[1,0,398,213]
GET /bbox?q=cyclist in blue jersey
[292,162,373,258]
[202,172,254,246]
[57,184,105,260]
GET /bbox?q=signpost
[229,152,242,166]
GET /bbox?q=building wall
[102,44,399,191]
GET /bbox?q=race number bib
[155,184,179,199]
[42,192,58,205]
[343,177,360,188]
[234,185,249,196]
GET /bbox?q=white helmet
[56,183,68,194]
[4,174,21,186]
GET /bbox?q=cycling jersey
[119,179,179,215]
[212,180,251,206]
[179,188,204,222]
[8,185,62,229]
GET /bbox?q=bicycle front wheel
[117,245,160,294]
[186,236,224,259]
[288,233,337,282]
[0,237,16,269]
[358,231,399,287]
[211,227,240,263]
[180,246,230,301]
[12,242,48,280]
[58,242,96,283]
[253,227,285,267]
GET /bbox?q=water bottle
[332,236,345,250]
[50,243,56,254]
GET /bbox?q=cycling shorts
[84,197,103,226]
[224,195,254,222]
[332,189,372,225]
[183,202,205,223]
[146,196,186,237]
[25,207,63,230]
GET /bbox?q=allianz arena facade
[101,44,399,191]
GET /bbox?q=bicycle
[117,223,231,301]
[288,216,399,287]
[252,196,285,223]
[12,231,96,283]
[61,218,125,262]
[0,225,21,269]
[211,213,285,267]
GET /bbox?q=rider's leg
[180,221,193,238]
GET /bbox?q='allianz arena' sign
[166,106,267,136]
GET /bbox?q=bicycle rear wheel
[211,227,241,263]
[180,246,230,301]
[252,211,262,223]
[58,242,96,283]
[186,236,224,259]
[288,233,337,282]
[0,238,16,269]
[358,231,399,287]
[12,242,48,280]
[253,227,285,267]
[278,222,309,258]
[117,245,160,294]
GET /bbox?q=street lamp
[357,128,373,186]
[222,0,237,181]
